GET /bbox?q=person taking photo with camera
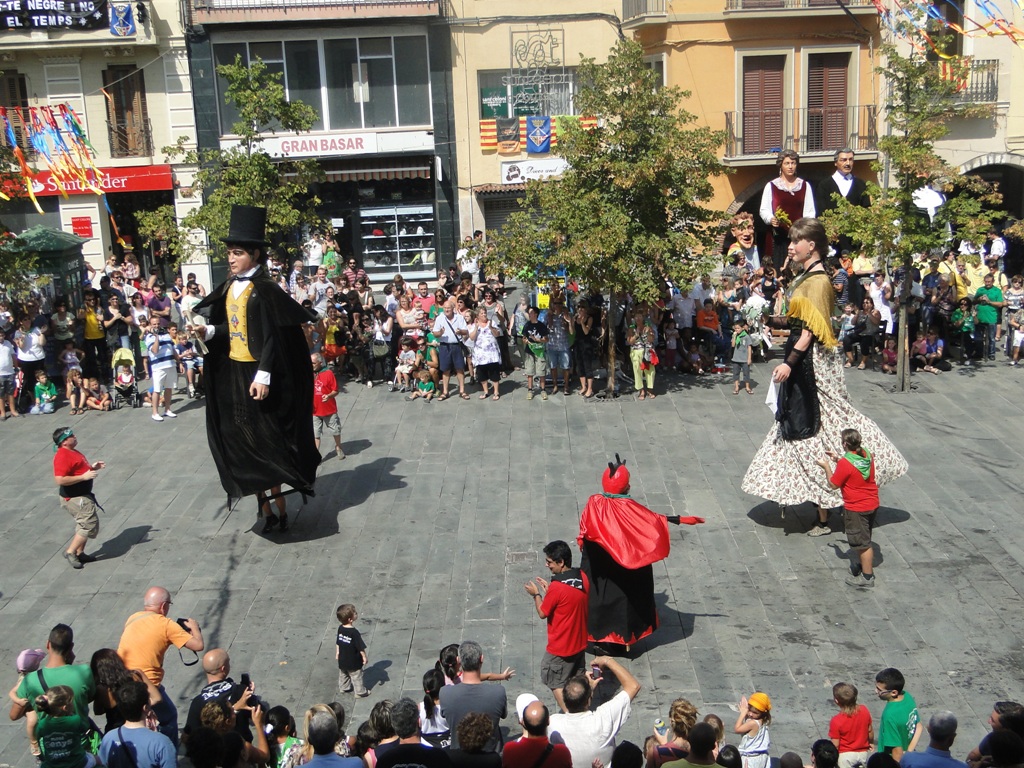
[117,586,205,747]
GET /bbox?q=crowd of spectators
[3,205,1021,421]
[10,618,1023,768]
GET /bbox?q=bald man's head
[523,702,549,736]
[203,649,230,677]
[143,586,171,613]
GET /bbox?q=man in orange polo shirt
[117,586,204,747]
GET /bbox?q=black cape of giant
[577,493,671,647]
[195,270,320,499]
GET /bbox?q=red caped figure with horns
[578,455,705,649]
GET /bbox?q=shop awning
[473,183,526,195]
[322,157,432,181]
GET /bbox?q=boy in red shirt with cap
[816,428,880,589]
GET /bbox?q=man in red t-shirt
[524,540,589,711]
[817,428,880,589]
[311,353,345,460]
[51,427,105,569]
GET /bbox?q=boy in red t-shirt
[524,540,589,712]
[828,682,873,768]
[816,428,880,588]
[311,353,345,460]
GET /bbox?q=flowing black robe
[195,270,320,499]
[577,493,671,646]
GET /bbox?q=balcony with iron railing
[951,58,999,104]
[725,0,876,11]
[108,117,154,159]
[189,0,439,26]
[622,0,667,24]
[723,104,878,162]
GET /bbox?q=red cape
[577,493,670,569]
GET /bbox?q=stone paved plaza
[1,356,1022,766]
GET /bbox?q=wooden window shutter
[1,72,30,152]
[806,53,849,152]
[742,56,785,155]
[103,66,150,157]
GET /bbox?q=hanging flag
[109,3,136,36]
[480,119,497,152]
[526,116,551,154]
[496,117,520,154]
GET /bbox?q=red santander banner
[23,164,173,197]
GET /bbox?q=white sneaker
[151,414,164,422]
[164,410,177,418]
[366,381,373,389]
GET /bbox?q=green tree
[490,38,728,394]
[819,31,999,392]
[0,139,39,293]
[143,56,326,267]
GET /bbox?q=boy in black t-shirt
[336,603,369,697]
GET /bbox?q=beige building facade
[627,0,882,228]
[446,0,622,247]
[1,0,201,281]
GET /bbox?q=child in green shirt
[407,369,437,402]
[32,370,58,415]
[951,297,976,364]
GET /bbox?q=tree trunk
[604,284,617,396]
[895,275,912,392]
[897,301,913,393]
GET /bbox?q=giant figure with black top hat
[193,205,320,531]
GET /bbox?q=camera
[175,618,191,632]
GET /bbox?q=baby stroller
[111,347,142,409]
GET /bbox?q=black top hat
[221,205,269,248]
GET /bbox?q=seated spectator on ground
[696,300,727,357]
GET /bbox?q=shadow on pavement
[273,457,407,544]
[363,659,392,690]
[747,501,910,536]
[341,438,372,457]
[92,525,153,560]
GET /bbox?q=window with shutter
[103,66,151,157]
[806,52,849,152]
[742,56,785,155]
[0,72,31,154]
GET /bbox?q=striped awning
[322,157,432,182]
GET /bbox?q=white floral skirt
[741,344,908,508]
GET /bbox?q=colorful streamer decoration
[874,0,1024,51]
[0,102,120,240]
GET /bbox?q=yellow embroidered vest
[227,283,256,362]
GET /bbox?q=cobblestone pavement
[0,356,1021,765]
